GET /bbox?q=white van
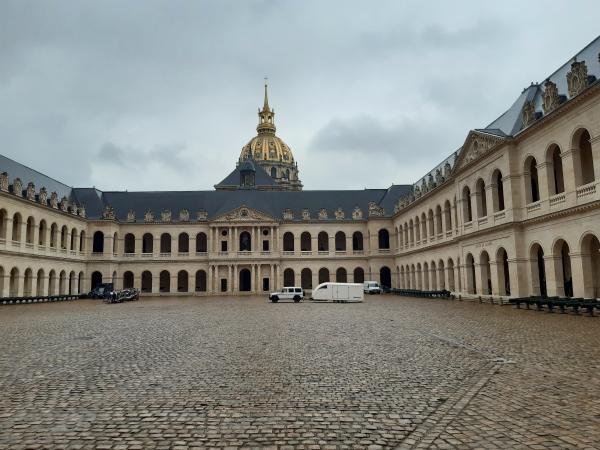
[311,282,364,302]
[363,281,382,294]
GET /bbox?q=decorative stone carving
[26,182,35,201]
[60,196,69,212]
[318,208,328,220]
[334,208,344,220]
[196,209,208,221]
[542,80,560,114]
[102,205,115,220]
[50,192,58,208]
[179,209,190,222]
[282,208,294,220]
[352,206,363,220]
[0,172,8,192]
[414,185,421,198]
[144,210,154,222]
[394,203,400,214]
[12,178,22,197]
[39,187,48,206]
[70,203,78,215]
[78,205,86,218]
[427,173,435,189]
[161,209,172,222]
[127,209,136,222]
[444,161,452,178]
[368,201,384,217]
[302,208,310,220]
[567,59,588,98]
[521,100,536,127]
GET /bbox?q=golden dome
[240,134,294,163]
[239,83,295,163]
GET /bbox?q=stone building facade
[1,38,600,300]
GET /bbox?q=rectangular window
[221,279,227,292]
[263,240,269,251]
[221,241,228,252]
[263,278,269,291]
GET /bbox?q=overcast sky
[1,1,599,191]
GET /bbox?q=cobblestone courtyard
[0,296,599,450]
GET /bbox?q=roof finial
[263,76,270,111]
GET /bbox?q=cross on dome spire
[263,77,270,112]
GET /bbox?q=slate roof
[0,154,72,199]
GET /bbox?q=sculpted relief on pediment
[212,205,274,223]
[454,131,506,171]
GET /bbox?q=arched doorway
[141,271,152,293]
[91,271,103,290]
[380,266,391,288]
[496,248,510,295]
[353,267,364,283]
[318,268,329,284]
[301,268,312,289]
[530,243,546,297]
[283,268,294,287]
[336,267,347,282]
[177,270,188,292]
[466,254,476,294]
[553,239,572,297]
[195,270,207,292]
[159,270,170,293]
[239,268,251,291]
[480,251,491,295]
[123,271,134,289]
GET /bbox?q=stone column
[561,147,579,193]
[233,265,238,293]
[544,255,561,297]
[251,264,255,293]
[311,235,317,253]
[270,265,274,290]
[590,136,600,183]
[207,266,213,293]
[490,262,500,296]
[251,227,256,252]
[536,161,550,203]
[570,252,588,298]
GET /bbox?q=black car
[89,283,115,300]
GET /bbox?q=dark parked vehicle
[89,283,115,300]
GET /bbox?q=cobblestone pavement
[0,296,599,450]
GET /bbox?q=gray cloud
[0,0,599,191]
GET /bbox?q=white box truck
[311,282,364,303]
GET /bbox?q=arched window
[195,270,207,292]
[475,178,487,218]
[491,170,505,212]
[301,268,312,289]
[178,233,189,253]
[160,233,171,253]
[124,233,135,253]
[409,219,414,244]
[239,231,251,251]
[196,232,207,253]
[92,231,104,253]
[48,270,57,295]
[421,213,427,239]
[573,128,595,186]
[435,205,442,235]
[70,227,77,250]
[79,230,85,252]
[423,262,429,290]
[353,267,365,283]
[352,232,363,251]
[283,232,294,251]
[38,219,47,246]
[529,243,547,297]
[443,200,452,231]
[438,260,445,290]
[318,268,330,284]
[60,226,68,249]
[50,223,58,248]
[336,267,347,282]
[23,268,33,296]
[142,233,153,253]
[283,268,295,286]
[159,270,170,292]
[546,145,564,195]
[317,232,329,251]
[447,258,455,291]
[112,232,118,254]
[177,270,188,292]
[524,156,540,203]
[300,232,311,251]
[462,186,472,222]
[11,213,22,242]
[414,217,421,242]
[123,271,134,289]
[378,229,390,249]
[26,217,35,244]
[335,231,346,251]
[0,209,7,240]
[427,210,434,237]
[9,267,19,296]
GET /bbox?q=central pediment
[454,130,507,171]
[211,205,276,223]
